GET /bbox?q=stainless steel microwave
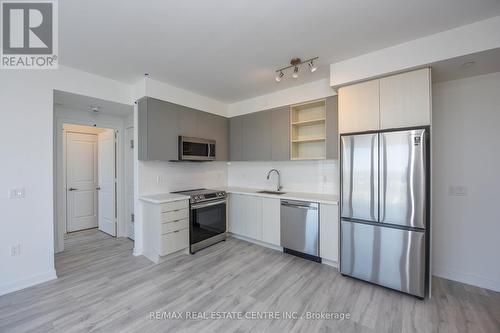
[178,136,216,161]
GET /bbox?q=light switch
[9,188,25,199]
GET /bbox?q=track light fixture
[274,56,318,82]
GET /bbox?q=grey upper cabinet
[138,97,179,161]
[178,106,198,138]
[271,107,290,161]
[242,111,272,161]
[229,117,243,161]
[138,97,228,161]
[197,111,228,161]
[325,96,339,159]
[229,107,289,161]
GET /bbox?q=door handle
[96,187,101,190]
[68,187,78,191]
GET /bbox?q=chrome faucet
[266,169,282,192]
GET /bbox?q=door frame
[55,117,126,253]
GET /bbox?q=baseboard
[0,269,57,296]
[228,233,283,252]
[321,258,339,269]
[433,266,500,292]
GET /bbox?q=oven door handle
[191,200,226,210]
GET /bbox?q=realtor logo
[1,0,58,69]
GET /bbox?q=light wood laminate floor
[1,229,499,333]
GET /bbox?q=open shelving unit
[290,99,326,160]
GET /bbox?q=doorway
[64,124,117,236]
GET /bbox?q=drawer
[160,228,189,256]
[160,200,189,213]
[161,218,189,234]
[160,208,189,223]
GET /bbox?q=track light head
[274,56,317,82]
[308,60,317,73]
[275,70,284,82]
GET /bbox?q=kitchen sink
[257,190,287,195]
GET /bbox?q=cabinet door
[320,204,339,263]
[271,107,290,161]
[212,115,229,161]
[229,194,245,235]
[137,98,149,160]
[147,98,179,161]
[262,198,280,246]
[379,68,431,129]
[242,111,272,161]
[178,107,198,137]
[229,116,243,161]
[338,80,379,133]
[196,111,228,161]
[325,96,339,159]
[245,195,263,240]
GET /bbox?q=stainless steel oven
[171,189,227,253]
[190,198,226,253]
[178,136,216,161]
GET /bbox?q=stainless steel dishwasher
[280,199,321,262]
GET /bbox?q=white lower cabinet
[142,199,190,262]
[228,194,280,246]
[228,193,247,235]
[246,195,263,240]
[320,203,339,263]
[229,193,339,263]
[262,198,280,246]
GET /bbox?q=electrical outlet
[449,185,468,196]
[11,244,21,256]
[9,187,25,199]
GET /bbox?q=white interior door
[125,127,135,239]
[98,129,117,236]
[66,132,98,232]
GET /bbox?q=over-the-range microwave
[178,136,216,161]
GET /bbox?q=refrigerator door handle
[379,134,386,222]
[371,134,379,221]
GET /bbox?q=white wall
[228,78,335,117]
[330,16,500,87]
[0,65,132,296]
[432,71,500,292]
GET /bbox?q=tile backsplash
[227,160,339,195]
[139,159,339,196]
[138,161,228,195]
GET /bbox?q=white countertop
[139,193,190,204]
[217,186,339,205]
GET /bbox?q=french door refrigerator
[340,128,429,298]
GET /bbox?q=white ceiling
[58,0,500,103]
[54,90,133,116]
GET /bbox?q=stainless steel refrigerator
[340,128,429,298]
